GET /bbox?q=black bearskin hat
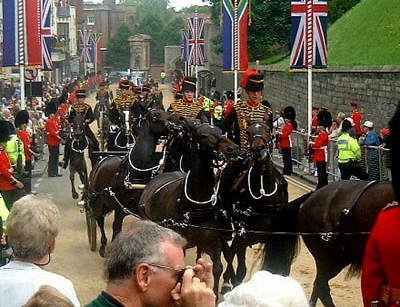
[317,110,332,128]
[283,106,296,121]
[240,69,264,92]
[45,100,58,117]
[226,90,234,100]
[390,103,400,201]
[119,79,130,90]
[76,89,86,99]
[341,119,352,132]
[14,110,29,128]
[0,120,10,143]
[181,77,197,92]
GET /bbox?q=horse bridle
[247,121,273,161]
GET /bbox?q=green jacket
[337,132,361,163]
[85,293,124,307]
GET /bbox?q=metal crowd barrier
[277,130,391,183]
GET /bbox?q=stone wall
[211,65,400,131]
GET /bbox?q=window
[87,16,95,25]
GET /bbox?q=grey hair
[105,220,187,282]
[7,195,60,262]
[337,112,346,119]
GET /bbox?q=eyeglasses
[147,263,186,284]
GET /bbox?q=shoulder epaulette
[384,201,399,210]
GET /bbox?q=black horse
[88,109,172,257]
[68,114,89,201]
[220,118,301,291]
[297,180,395,307]
[139,118,240,295]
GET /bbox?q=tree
[105,24,133,69]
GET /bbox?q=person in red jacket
[277,106,297,176]
[0,120,24,209]
[310,110,331,189]
[361,103,400,307]
[45,101,62,177]
[351,102,362,138]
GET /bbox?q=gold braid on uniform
[72,103,90,114]
[235,101,272,154]
[170,99,202,119]
[114,93,137,112]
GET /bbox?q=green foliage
[105,24,133,69]
[329,0,361,24]
[179,5,212,14]
[120,0,184,64]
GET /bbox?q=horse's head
[144,109,171,137]
[246,113,273,162]
[192,122,239,163]
[72,114,85,138]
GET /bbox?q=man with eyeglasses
[85,220,215,307]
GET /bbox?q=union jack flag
[290,0,328,69]
[181,30,188,62]
[41,0,53,70]
[79,28,92,63]
[187,15,205,66]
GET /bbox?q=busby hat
[390,103,400,201]
[119,79,130,90]
[15,109,30,128]
[76,89,86,99]
[317,110,332,128]
[181,77,197,92]
[283,106,296,122]
[226,90,234,100]
[44,100,57,117]
[0,120,10,143]
[240,69,264,92]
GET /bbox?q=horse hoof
[221,284,232,294]
[77,200,85,207]
[78,184,85,190]
[72,192,79,200]
[99,246,106,258]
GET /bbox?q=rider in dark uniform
[61,89,99,168]
[107,80,139,151]
[219,70,274,216]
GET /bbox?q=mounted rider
[61,89,99,168]
[108,79,139,151]
[219,69,274,216]
[165,77,207,171]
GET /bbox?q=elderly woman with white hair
[0,195,80,307]
[218,271,309,307]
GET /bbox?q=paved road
[31,85,361,306]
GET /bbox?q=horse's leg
[233,237,247,286]
[206,243,223,297]
[97,215,107,258]
[221,240,235,294]
[78,167,89,200]
[112,209,126,241]
[70,169,79,200]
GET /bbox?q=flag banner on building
[41,0,53,70]
[79,29,93,63]
[180,30,188,62]
[2,0,42,67]
[222,0,249,71]
[187,16,205,66]
[290,0,328,69]
[90,35,101,64]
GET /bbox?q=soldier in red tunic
[361,103,400,307]
[351,102,362,138]
[45,101,62,177]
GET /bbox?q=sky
[85,0,211,11]
[169,0,210,10]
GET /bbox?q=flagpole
[307,66,312,140]
[18,0,25,108]
[195,9,199,101]
[233,0,238,104]
[306,0,313,143]
[37,69,43,108]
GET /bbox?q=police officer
[219,70,273,214]
[62,89,99,168]
[0,120,24,209]
[5,122,25,179]
[337,119,369,180]
[361,103,400,307]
